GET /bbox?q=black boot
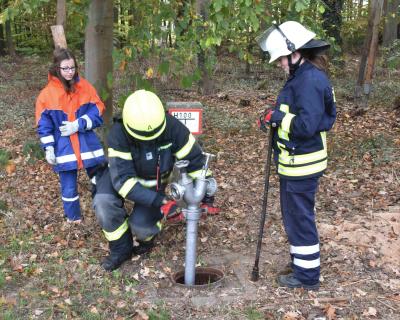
[101,231,133,271]
[133,238,155,255]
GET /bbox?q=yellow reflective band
[279,148,327,165]
[108,148,133,160]
[332,88,336,103]
[175,134,196,159]
[281,112,295,133]
[279,103,289,113]
[102,219,129,241]
[278,127,288,141]
[119,178,137,198]
[159,143,172,150]
[278,159,327,177]
[277,132,328,165]
[188,169,212,179]
[320,131,326,149]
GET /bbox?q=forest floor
[0,55,400,320]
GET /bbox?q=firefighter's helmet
[257,21,328,63]
[122,90,166,141]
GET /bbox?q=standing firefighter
[257,21,336,290]
[93,90,219,271]
[35,48,106,223]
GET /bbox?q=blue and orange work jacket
[35,75,106,172]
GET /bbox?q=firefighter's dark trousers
[280,177,320,285]
[93,169,163,242]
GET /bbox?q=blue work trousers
[280,177,320,285]
[93,168,163,242]
[59,168,94,221]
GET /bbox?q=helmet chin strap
[288,53,303,75]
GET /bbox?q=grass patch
[244,307,265,320]
[359,133,398,164]
[0,199,8,211]
[147,302,171,320]
[0,149,11,169]
[22,141,44,163]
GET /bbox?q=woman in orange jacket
[35,48,106,223]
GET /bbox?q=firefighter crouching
[93,90,219,271]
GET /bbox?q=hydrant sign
[168,108,203,135]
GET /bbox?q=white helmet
[257,21,316,63]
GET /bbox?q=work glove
[160,200,184,223]
[257,108,274,133]
[59,120,79,136]
[45,146,57,165]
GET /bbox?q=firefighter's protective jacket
[35,75,106,172]
[108,114,205,207]
[270,61,336,179]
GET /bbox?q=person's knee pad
[130,222,159,242]
[93,194,124,228]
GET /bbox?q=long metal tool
[251,126,274,281]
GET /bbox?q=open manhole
[173,267,224,288]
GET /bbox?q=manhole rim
[172,266,225,289]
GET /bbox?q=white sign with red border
[168,108,203,135]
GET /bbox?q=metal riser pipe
[184,216,199,285]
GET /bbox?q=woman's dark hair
[49,48,79,93]
[299,48,329,73]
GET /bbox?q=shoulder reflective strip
[278,159,327,177]
[332,88,336,103]
[40,135,54,144]
[108,148,133,160]
[81,148,104,160]
[290,243,319,255]
[102,219,129,241]
[279,103,289,113]
[293,257,320,269]
[62,195,79,202]
[119,178,138,198]
[175,134,196,159]
[281,112,295,133]
[159,143,172,150]
[56,153,77,164]
[91,176,96,185]
[81,114,93,130]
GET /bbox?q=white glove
[45,146,57,165]
[59,120,79,136]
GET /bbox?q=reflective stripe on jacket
[35,75,106,172]
[107,114,208,207]
[270,61,336,179]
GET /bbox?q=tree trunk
[51,25,67,49]
[85,0,114,138]
[322,0,344,46]
[5,18,16,57]
[56,0,67,28]
[382,0,400,46]
[0,24,6,56]
[355,0,384,111]
[196,0,213,95]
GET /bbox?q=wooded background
[0,0,399,123]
